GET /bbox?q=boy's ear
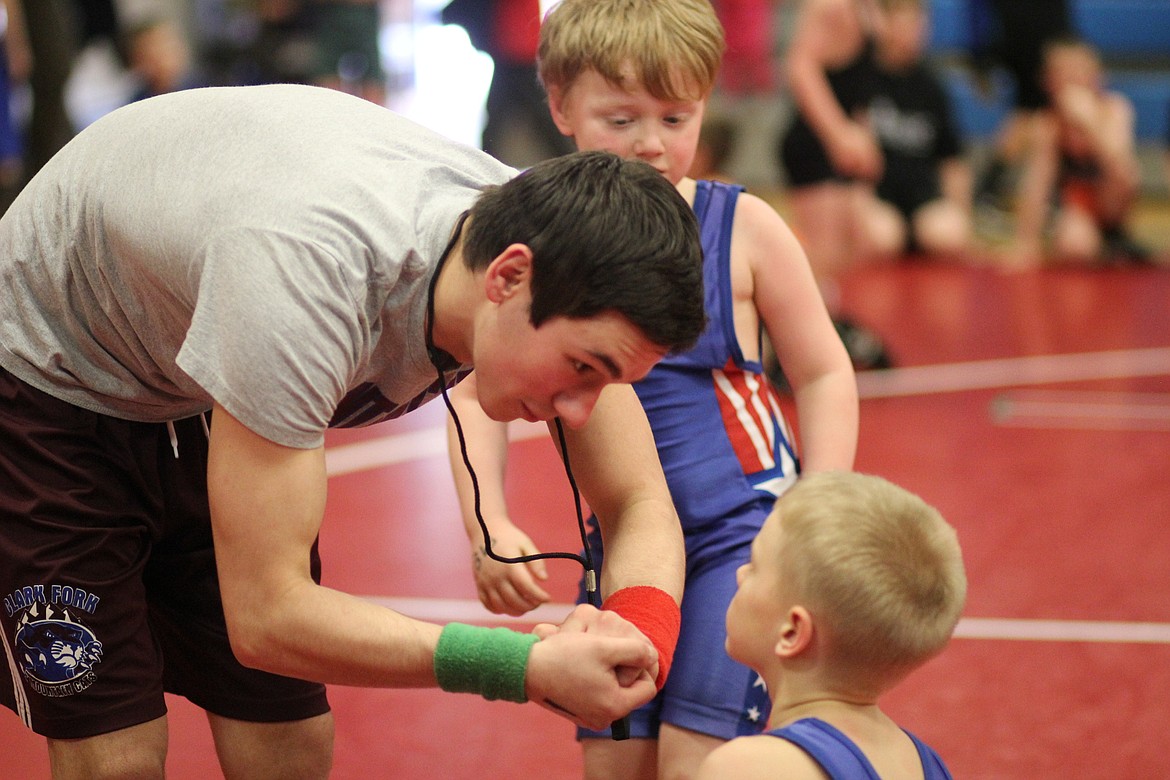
[775,605,814,659]
[546,84,575,137]
[483,244,534,303]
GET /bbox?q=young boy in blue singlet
[446,2,859,778]
[696,470,966,780]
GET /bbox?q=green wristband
[433,623,540,703]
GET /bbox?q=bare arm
[446,374,550,615]
[208,403,656,729]
[786,0,882,180]
[737,194,858,472]
[447,373,511,531]
[208,403,441,686]
[558,384,685,603]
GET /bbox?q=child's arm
[786,0,882,181]
[556,385,685,603]
[446,375,551,616]
[737,194,858,472]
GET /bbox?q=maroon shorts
[0,366,329,739]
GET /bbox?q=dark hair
[463,150,706,353]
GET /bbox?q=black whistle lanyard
[424,212,629,740]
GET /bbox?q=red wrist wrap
[602,586,681,689]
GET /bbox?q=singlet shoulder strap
[904,729,955,780]
[768,718,882,780]
[692,179,744,234]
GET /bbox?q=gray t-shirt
[0,84,515,448]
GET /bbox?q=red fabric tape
[602,585,681,689]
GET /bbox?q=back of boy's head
[537,0,725,102]
[776,471,967,681]
[464,150,707,354]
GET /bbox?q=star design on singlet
[753,674,767,691]
[745,706,762,722]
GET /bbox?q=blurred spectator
[442,0,573,168]
[15,0,79,181]
[714,0,776,95]
[773,0,974,373]
[124,16,203,101]
[247,0,317,86]
[866,0,972,261]
[687,114,738,182]
[967,0,1072,212]
[775,0,892,369]
[1005,35,1149,268]
[312,0,385,104]
[707,0,784,187]
[0,1,24,214]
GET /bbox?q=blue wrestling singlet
[636,181,799,528]
[580,180,799,741]
[769,718,955,780]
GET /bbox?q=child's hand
[469,520,551,616]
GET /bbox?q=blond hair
[538,0,725,102]
[776,471,966,680]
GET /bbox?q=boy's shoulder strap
[691,179,745,232]
[767,718,883,780]
[904,728,956,780]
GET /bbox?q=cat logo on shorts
[10,600,104,698]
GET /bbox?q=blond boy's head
[538,0,725,102]
[774,471,967,689]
